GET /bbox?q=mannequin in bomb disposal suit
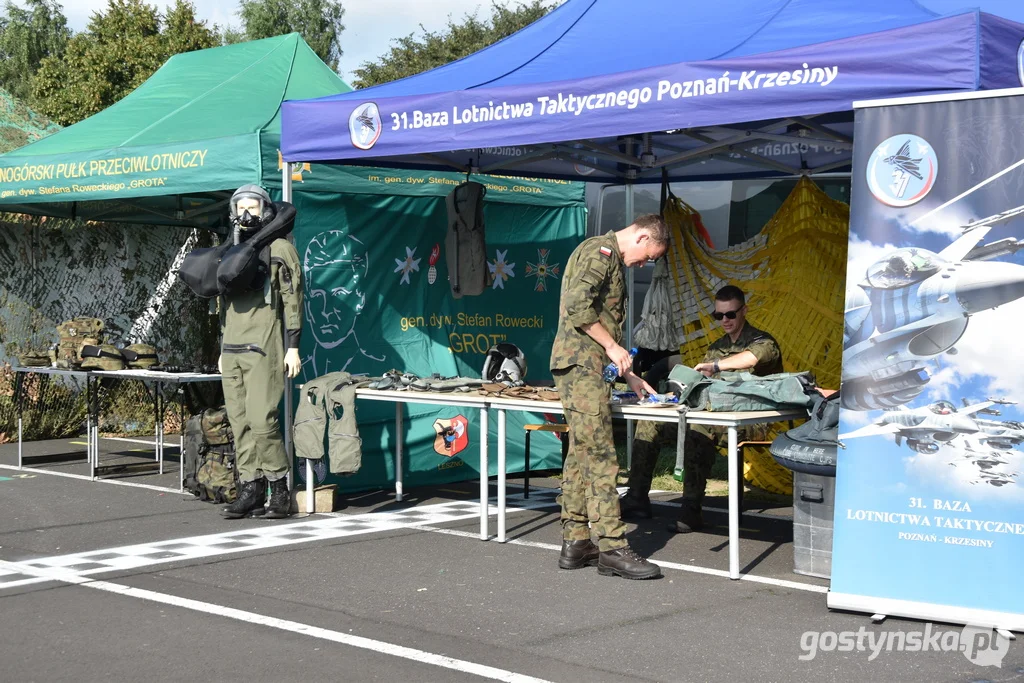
[219,185,303,520]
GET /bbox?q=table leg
[395,403,404,503]
[728,425,740,580]
[15,371,24,469]
[156,382,164,475]
[497,408,506,543]
[88,376,96,480]
[479,406,489,541]
[179,387,186,493]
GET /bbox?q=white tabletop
[355,387,491,407]
[90,369,222,383]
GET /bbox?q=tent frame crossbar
[457,114,852,181]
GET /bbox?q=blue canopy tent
[281,0,1024,182]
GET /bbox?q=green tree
[32,0,217,126]
[228,0,345,71]
[0,0,71,104]
[352,0,557,89]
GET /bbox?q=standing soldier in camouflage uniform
[219,185,303,520]
[620,285,782,532]
[551,214,669,580]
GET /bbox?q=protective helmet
[80,344,126,371]
[482,343,527,385]
[229,184,275,230]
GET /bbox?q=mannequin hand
[284,348,301,379]
[217,354,222,373]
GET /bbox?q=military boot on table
[667,500,704,534]
[265,478,292,519]
[598,545,662,580]
[618,491,652,520]
[222,478,267,519]
[558,539,600,570]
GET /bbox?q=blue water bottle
[603,347,637,383]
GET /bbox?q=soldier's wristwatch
[713,360,720,374]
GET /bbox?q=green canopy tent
[0,33,349,227]
[0,35,585,494]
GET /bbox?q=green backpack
[193,407,239,503]
[667,365,817,412]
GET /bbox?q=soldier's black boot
[265,478,292,519]
[618,490,653,520]
[558,539,600,570]
[222,478,267,519]
[668,500,704,533]
[598,545,662,580]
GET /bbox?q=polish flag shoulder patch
[599,246,612,258]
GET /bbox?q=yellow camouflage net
[664,177,848,494]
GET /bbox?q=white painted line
[102,436,172,448]
[416,526,828,594]
[0,464,181,494]
[0,559,553,683]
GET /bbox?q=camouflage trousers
[221,346,289,484]
[552,365,627,552]
[626,420,721,503]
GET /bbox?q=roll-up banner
[830,89,1024,630]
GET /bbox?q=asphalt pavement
[0,437,1020,682]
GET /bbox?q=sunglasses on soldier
[712,308,741,321]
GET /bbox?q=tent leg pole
[625,183,635,470]
[281,162,296,496]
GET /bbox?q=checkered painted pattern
[0,494,558,590]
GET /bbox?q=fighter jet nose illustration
[952,261,1024,314]
[841,211,1024,411]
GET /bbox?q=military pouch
[196,445,238,504]
[80,344,126,371]
[17,352,51,367]
[201,407,233,446]
[121,344,159,369]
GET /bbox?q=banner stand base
[828,592,1024,632]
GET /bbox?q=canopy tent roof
[281,0,1024,183]
[0,33,350,226]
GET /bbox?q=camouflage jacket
[704,321,783,377]
[550,231,626,372]
[221,238,302,352]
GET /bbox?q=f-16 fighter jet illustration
[839,399,1005,454]
[948,455,1020,487]
[959,418,1024,453]
[843,205,1024,411]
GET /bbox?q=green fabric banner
[292,174,584,492]
[0,135,257,205]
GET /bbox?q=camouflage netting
[0,87,59,154]
[0,215,222,442]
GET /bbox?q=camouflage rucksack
[49,317,105,369]
[182,414,205,497]
[121,343,159,369]
[194,407,238,503]
[80,344,126,371]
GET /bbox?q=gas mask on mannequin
[229,184,275,243]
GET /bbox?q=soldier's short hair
[632,214,669,245]
[715,285,745,306]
